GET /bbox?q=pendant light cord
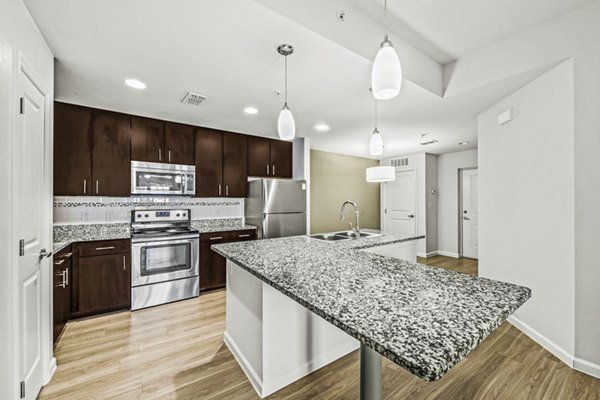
[284,55,288,106]
[374,98,378,132]
[384,0,388,37]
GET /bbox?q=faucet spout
[340,201,360,237]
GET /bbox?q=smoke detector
[181,92,207,106]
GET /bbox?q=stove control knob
[176,213,180,217]
[144,214,149,218]
[137,214,142,218]
[183,213,187,217]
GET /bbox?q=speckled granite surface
[53,218,256,252]
[192,218,256,233]
[213,235,531,382]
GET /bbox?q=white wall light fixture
[366,166,395,182]
[277,44,295,141]
[371,0,402,100]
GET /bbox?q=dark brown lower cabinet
[75,240,131,316]
[200,229,256,292]
[53,247,72,345]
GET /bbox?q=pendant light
[277,44,295,141]
[369,96,383,156]
[366,166,395,182]
[371,0,402,100]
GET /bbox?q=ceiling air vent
[420,139,439,146]
[181,92,207,106]
[391,157,409,167]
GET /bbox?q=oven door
[131,235,199,286]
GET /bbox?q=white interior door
[17,67,48,400]
[384,169,416,236]
[461,169,478,259]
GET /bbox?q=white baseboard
[417,251,438,258]
[574,357,600,379]
[223,332,264,397]
[44,357,57,385]
[507,316,574,367]
[436,250,460,258]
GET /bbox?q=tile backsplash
[54,196,244,224]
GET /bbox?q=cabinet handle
[83,179,87,194]
[54,259,65,266]
[266,164,269,175]
[62,252,73,258]
[168,150,171,163]
[122,255,126,271]
[95,246,115,251]
[159,148,162,161]
[65,267,69,286]
[226,185,229,196]
[96,180,99,195]
[218,184,222,196]
[209,236,223,241]
[238,234,250,238]
[273,165,276,176]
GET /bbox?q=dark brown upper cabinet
[223,133,248,197]
[54,102,92,196]
[92,110,131,196]
[131,118,194,165]
[131,116,164,163]
[248,136,293,179]
[165,122,194,165]
[195,129,248,198]
[195,127,223,198]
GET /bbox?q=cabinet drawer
[200,232,230,244]
[229,229,256,242]
[78,239,130,257]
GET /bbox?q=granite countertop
[53,218,256,253]
[212,234,531,382]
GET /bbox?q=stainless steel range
[130,209,199,310]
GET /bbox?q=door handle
[39,248,52,261]
[83,179,87,194]
[408,214,415,218]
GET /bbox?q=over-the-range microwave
[131,161,195,196]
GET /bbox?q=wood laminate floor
[40,256,600,400]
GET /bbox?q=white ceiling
[24,0,585,159]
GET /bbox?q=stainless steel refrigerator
[245,179,307,239]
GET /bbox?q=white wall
[478,60,575,364]
[0,0,54,398]
[451,0,600,375]
[436,150,477,257]
[425,154,438,254]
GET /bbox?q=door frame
[380,167,417,234]
[10,51,55,398]
[458,167,477,259]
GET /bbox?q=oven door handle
[131,234,200,244]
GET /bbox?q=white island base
[224,260,359,398]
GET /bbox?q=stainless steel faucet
[340,201,360,237]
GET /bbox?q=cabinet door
[223,133,248,197]
[92,110,131,196]
[200,232,229,292]
[165,122,194,165]
[78,253,131,314]
[54,102,92,195]
[270,139,293,178]
[52,261,66,345]
[195,128,223,197]
[248,136,271,177]
[131,116,164,163]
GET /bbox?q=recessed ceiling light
[314,123,330,132]
[458,141,470,145]
[125,79,146,89]
[244,107,258,115]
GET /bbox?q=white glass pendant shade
[371,37,402,100]
[369,129,383,156]
[277,105,295,141]
[366,166,395,182]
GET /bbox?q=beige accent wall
[310,150,380,234]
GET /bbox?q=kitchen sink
[310,231,381,241]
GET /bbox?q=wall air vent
[181,92,207,106]
[391,157,409,167]
[420,139,439,146]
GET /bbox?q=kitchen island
[213,233,530,399]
